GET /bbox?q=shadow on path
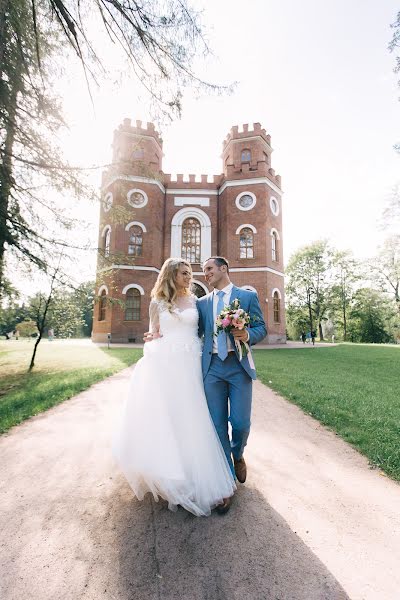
[97,480,350,600]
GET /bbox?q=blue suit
[197,286,267,474]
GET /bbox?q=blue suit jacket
[197,286,267,380]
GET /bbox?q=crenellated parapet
[223,122,271,150]
[162,173,222,188]
[101,118,281,192]
[116,118,163,147]
[222,122,280,187]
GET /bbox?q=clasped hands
[143,329,249,343]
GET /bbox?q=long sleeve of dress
[149,300,160,334]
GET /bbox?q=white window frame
[235,191,257,212]
[125,221,147,232]
[170,207,211,263]
[97,284,109,295]
[270,196,280,216]
[236,224,257,234]
[122,283,145,295]
[127,188,148,208]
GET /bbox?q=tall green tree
[330,250,361,341]
[286,240,334,340]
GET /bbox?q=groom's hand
[232,328,250,343]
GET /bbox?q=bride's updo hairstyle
[151,258,192,311]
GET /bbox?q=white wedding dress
[112,295,236,517]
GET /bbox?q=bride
[113,258,236,516]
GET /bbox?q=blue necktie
[216,290,228,361]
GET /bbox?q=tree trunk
[0,49,21,295]
[307,289,314,338]
[0,0,10,76]
[29,294,52,371]
[318,321,324,341]
[29,331,43,371]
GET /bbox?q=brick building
[92,119,286,343]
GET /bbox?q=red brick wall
[92,121,286,344]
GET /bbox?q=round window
[239,194,253,208]
[235,191,256,211]
[127,189,148,208]
[270,196,279,216]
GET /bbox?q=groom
[197,257,267,514]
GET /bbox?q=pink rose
[222,317,231,328]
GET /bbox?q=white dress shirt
[212,283,234,353]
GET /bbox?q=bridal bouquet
[215,299,251,361]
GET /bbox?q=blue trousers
[204,353,253,476]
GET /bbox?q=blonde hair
[151,258,192,310]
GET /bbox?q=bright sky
[60,0,399,281]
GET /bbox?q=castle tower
[93,119,165,343]
[92,120,286,344]
[219,123,285,342]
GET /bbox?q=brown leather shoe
[234,457,247,483]
[216,496,233,515]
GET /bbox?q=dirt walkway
[0,368,399,600]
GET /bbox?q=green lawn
[0,339,142,434]
[254,344,400,480]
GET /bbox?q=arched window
[98,290,107,321]
[272,231,279,262]
[273,291,281,323]
[241,149,251,163]
[125,288,141,321]
[191,282,207,298]
[181,217,201,263]
[128,225,143,256]
[239,227,254,259]
[104,229,111,258]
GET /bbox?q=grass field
[254,344,400,480]
[2,340,400,482]
[0,339,142,434]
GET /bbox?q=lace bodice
[148,296,200,351]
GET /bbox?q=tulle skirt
[112,336,236,516]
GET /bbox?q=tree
[347,288,394,344]
[0,0,90,296]
[369,235,400,315]
[1,0,225,295]
[382,185,400,231]
[77,282,95,337]
[26,280,94,338]
[330,250,361,341]
[44,0,219,119]
[390,10,400,91]
[15,319,37,337]
[286,241,334,341]
[389,10,400,150]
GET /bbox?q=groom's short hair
[204,256,229,273]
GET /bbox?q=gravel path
[1,367,399,600]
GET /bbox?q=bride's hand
[143,331,163,342]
